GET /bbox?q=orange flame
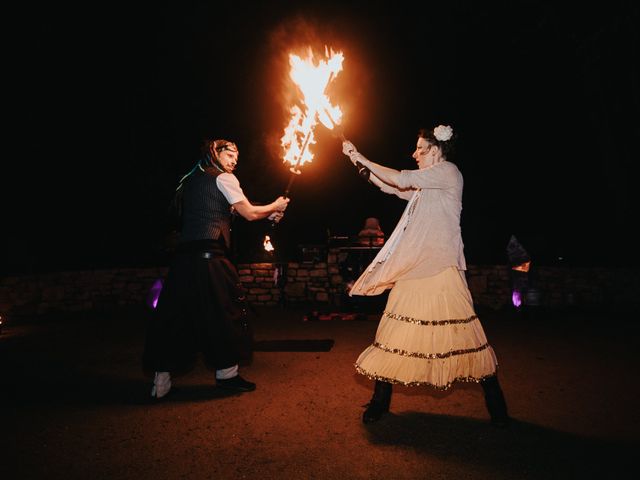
[281,47,344,170]
[512,261,531,273]
[263,235,275,252]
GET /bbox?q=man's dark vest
[179,166,232,248]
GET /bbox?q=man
[144,139,289,399]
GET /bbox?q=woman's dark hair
[418,126,456,161]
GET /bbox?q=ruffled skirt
[355,267,498,389]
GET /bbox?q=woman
[342,125,509,426]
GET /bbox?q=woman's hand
[342,140,358,165]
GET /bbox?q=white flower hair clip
[434,125,453,142]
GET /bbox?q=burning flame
[263,235,275,252]
[512,261,531,273]
[281,47,344,171]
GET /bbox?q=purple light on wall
[147,279,164,309]
[512,289,522,308]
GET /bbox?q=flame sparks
[280,47,344,171]
[263,235,275,252]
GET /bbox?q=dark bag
[229,274,255,366]
[215,258,255,366]
[231,293,255,367]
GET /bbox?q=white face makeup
[412,137,437,169]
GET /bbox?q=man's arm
[232,197,289,222]
[216,173,289,222]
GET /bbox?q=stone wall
[1,249,637,318]
[0,267,168,317]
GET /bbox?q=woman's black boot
[363,380,392,424]
[481,375,511,428]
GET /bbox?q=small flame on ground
[264,235,275,252]
[512,261,531,273]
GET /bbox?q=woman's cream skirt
[355,267,498,389]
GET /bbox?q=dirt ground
[1,304,638,479]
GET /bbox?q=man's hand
[273,196,290,211]
[268,196,289,224]
[268,211,285,223]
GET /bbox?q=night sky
[5,1,638,275]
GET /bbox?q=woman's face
[412,137,436,169]
[215,145,239,173]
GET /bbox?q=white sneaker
[151,371,172,398]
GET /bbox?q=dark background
[5,0,638,274]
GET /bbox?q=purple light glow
[147,279,164,309]
[512,289,522,308]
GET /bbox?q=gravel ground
[1,305,638,479]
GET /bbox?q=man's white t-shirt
[216,173,247,205]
